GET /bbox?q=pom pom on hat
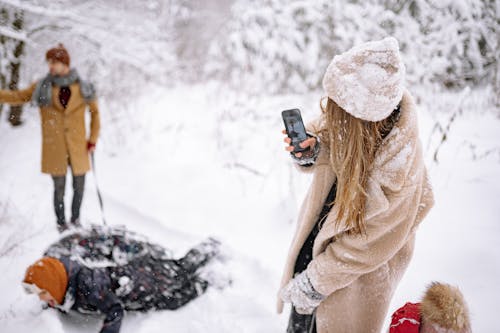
[23,257,68,305]
[322,37,405,122]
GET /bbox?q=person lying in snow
[389,282,472,333]
[21,226,227,333]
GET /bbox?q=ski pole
[90,152,107,225]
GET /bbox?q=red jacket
[389,302,421,333]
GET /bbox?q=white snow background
[0,82,499,333]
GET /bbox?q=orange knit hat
[23,257,68,305]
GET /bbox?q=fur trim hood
[420,282,472,333]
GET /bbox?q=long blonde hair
[317,97,396,235]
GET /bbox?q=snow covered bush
[206,0,499,96]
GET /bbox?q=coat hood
[420,282,472,333]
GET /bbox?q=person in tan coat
[0,44,100,232]
[278,37,434,333]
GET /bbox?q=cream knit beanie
[322,37,405,122]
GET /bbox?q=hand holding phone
[283,133,316,158]
[282,109,309,152]
[282,109,317,159]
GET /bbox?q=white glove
[279,271,325,315]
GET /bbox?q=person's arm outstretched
[0,82,37,105]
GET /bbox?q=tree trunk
[7,10,25,126]
[0,8,8,120]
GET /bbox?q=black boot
[70,217,82,228]
[57,221,69,233]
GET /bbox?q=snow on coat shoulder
[371,89,421,193]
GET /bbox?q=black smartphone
[282,108,308,152]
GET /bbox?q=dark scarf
[32,69,96,107]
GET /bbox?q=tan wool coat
[0,82,100,176]
[278,90,434,333]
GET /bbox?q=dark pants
[287,308,316,333]
[287,182,337,333]
[52,173,85,226]
[286,221,319,333]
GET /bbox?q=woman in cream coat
[278,37,434,333]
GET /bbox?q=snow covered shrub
[206,0,499,95]
[392,0,499,89]
[205,0,341,94]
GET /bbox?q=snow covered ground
[0,84,498,332]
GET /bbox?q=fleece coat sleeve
[306,179,419,296]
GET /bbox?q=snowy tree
[393,0,499,88]
[0,0,239,139]
[0,6,25,126]
[206,0,499,102]
[171,0,233,81]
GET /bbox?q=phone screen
[282,109,308,152]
